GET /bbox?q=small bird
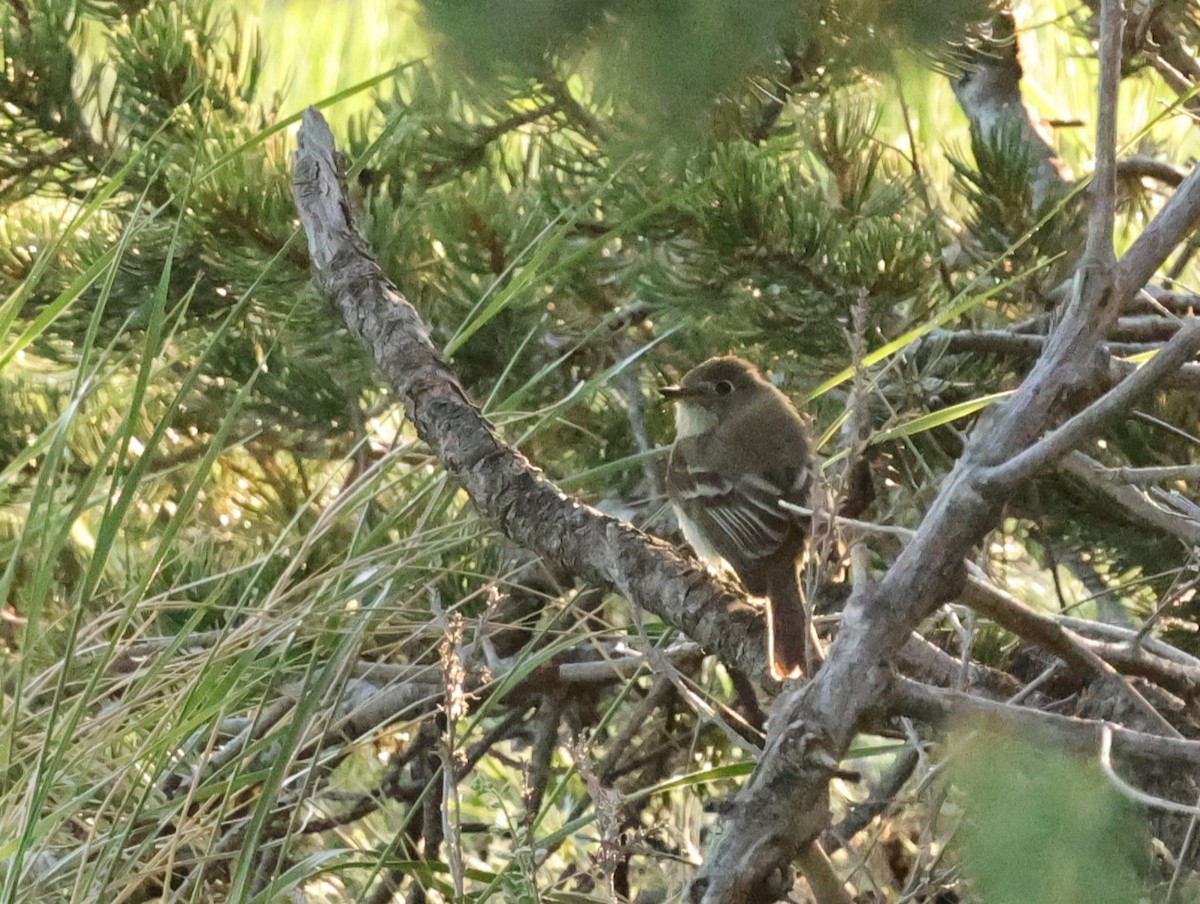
[661,356,814,680]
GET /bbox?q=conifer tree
[2,0,1199,901]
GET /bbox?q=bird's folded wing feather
[668,465,809,562]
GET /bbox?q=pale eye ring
[714,380,734,395]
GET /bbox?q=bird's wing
[667,462,809,567]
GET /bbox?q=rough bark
[690,1,1200,898]
[291,109,775,688]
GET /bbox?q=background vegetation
[2,0,1198,901]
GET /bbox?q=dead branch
[960,572,1182,735]
[688,2,1200,898]
[890,677,1200,767]
[1058,451,1200,546]
[291,107,772,687]
[986,319,1200,485]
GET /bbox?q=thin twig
[892,678,1200,767]
[986,320,1200,485]
[1057,451,1200,546]
[1099,725,1200,816]
[961,570,1180,737]
[1057,615,1200,668]
[1084,0,1124,267]
[779,500,915,539]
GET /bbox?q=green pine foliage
[2,0,1199,900]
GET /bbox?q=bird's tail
[766,570,817,680]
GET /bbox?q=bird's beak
[659,384,692,400]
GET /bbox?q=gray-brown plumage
[661,356,814,679]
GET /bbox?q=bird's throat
[673,403,718,439]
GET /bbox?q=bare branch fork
[687,0,1200,898]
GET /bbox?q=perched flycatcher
[661,356,813,679]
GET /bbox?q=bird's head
[660,356,771,437]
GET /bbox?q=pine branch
[291,107,774,686]
[690,2,1200,897]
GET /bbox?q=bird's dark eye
[714,380,734,395]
